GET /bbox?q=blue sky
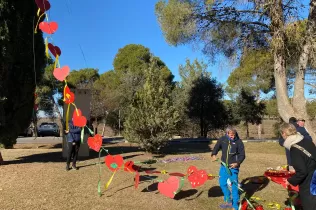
[47,0,231,83]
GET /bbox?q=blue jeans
[219,165,239,210]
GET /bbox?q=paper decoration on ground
[134,172,140,189]
[53,66,70,81]
[158,176,183,199]
[124,161,138,173]
[187,166,208,188]
[39,22,58,34]
[264,169,299,191]
[160,156,203,163]
[105,155,124,172]
[87,134,102,152]
[48,43,62,58]
[35,0,51,12]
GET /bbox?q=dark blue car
[37,122,60,137]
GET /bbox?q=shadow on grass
[6,139,213,165]
[208,186,223,197]
[240,176,270,198]
[174,189,199,200]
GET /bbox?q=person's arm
[237,140,245,165]
[211,138,222,155]
[69,123,81,134]
[287,149,308,186]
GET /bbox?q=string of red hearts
[33,2,298,209]
[34,0,95,142]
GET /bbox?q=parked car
[37,122,60,137]
[19,125,34,137]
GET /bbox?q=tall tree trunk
[271,0,316,142]
[270,0,295,123]
[246,123,249,139]
[257,124,261,139]
[293,0,316,142]
[102,118,106,137]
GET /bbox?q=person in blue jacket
[65,120,81,171]
[279,117,312,171]
[211,126,245,210]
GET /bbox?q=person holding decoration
[65,119,81,171]
[211,126,245,210]
[280,123,316,209]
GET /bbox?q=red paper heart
[105,155,124,172]
[124,161,136,172]
[35,0,51,12]
[158,176,180,199]
[39,21,58,34]
[134,172,140,189]
[64,86,75,104]
[87,134,102,152]
[187,166,208,188]
[72,109,87,127]
[53,66,70,81]
[48,43,62,57]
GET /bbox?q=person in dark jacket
[211,126,245,210]
[280,123,316,209]
[279,117,312,171]
[65,120,81,171]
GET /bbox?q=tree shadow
[240,176,270,198]
[157,140,212,158]
[4,143,144,165]
[141,182,158,192]
[208,186,223,197]
[174,189,199,200]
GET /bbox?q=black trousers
[66,141,80,167]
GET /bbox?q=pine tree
[124,59,179,152]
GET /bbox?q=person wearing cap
[279,117,312,171]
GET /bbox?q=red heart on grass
[39,21,58,34]
[105,155,124,172]
[72,109,87,127]
[134,172,140,189]
[48,43,61,57]
[124,161,137,173]
[35,0,51,12]
[53,66,70,81]
[63,86,75,104]
[158,176,181,199]
[187,166,208,188]
[87,134,102,152]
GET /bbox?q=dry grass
[0,142,291,210]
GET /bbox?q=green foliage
[227,49,274,95]
[264,99,278,117]
[109,44,175,126]
[124,59,179,153]
[236,90,266,138]
[307,100,316,119]
[173,59,210,136]
[186,75,227,137]
[223,100,241,126]
[67,68,99,88]
[155,0,270,60]
[0,0,46,147]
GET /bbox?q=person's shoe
[66,165,70,171]
[72,165,79,170]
